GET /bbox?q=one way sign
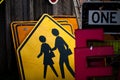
[89,10,120,25]
[82,1,120,33]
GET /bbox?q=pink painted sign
[75,28,114,80]
[75,28,104,48]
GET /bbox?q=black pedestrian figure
[51,28,75,78]
[37,35,58,79]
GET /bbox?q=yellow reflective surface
[17,14,75,80]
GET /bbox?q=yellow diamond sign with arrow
[17,14,75,80]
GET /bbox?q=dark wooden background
[1,0,119,79]
[0,0,74,79]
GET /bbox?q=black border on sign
[11,22,37,50]
[15,24,36,45]
[11,21,37,80]
[60,24,74,35]
[11,22,19,49]
[18,14,75,80]
[82,1,120,34]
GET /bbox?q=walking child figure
[37,35,58,79]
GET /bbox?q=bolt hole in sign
[49,0,59,4]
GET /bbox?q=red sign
[49,0,58,4]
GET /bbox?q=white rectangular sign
[89,10,120,25]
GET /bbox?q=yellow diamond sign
[17,14,75,80]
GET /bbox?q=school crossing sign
[82,1,120,33]
[17,14,75,80]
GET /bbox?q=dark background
[0,0,73,79]
[0,0,120,80]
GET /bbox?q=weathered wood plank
[22,0,29,20]
[29,0,34,20]
[11,0,23,20]
[53,0,73,15]
[0,1,8,74]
